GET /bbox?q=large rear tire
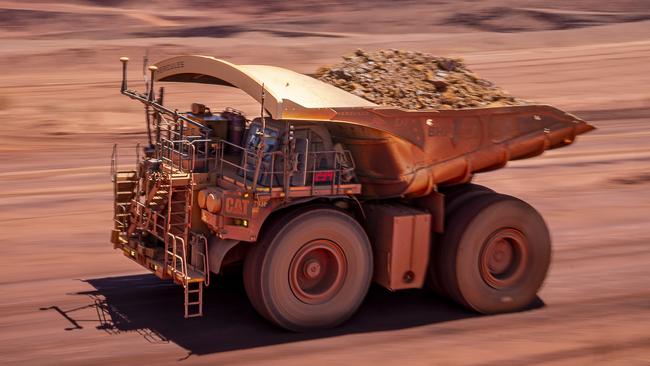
[244,207,373,331]
[437,193,551,313]
[428,183,495,296]
[440,183,495,217]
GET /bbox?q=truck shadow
[70,273,543,355]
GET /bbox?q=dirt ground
[1,1,649,365]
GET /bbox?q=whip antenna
[251,83,267,192]
[260,83,266,137]
[142,50,149,93]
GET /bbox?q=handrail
[166,233,176,272]
[166,233,188,284]
[190,233,210,287]
[158,137,215,173]
[110,144,117,181]
[201,234,209,286]
[177,236,188,282]
[215,139,356,192]
[113,203,129,229]
[111,144,144,179]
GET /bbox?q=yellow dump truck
[111,55,594,331]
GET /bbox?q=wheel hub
[304,260,322,279]
[479,228,528,289]
[487,239,513,274]
[289,240,347,304]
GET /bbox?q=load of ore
[315,49,525,110]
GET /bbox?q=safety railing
[113,203,130,231]
[131,198,165,240]
[215,139,356,192]
[111,143,141,239]
[166,233,188,282]
[157,137,214,174]
[215,139,277,189]
[150,209,167,241]
[189,233,210,286]
[306,149,357,193]
[152,110,214,174]
[110,144,117,180]
[111,143,140,181]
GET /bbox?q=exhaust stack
[120,57,129,93]
[148,65,157,102]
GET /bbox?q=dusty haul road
[1,1,650,365]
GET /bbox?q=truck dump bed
[153,55,595,198]
[321,104,594,198]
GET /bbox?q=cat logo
[223,194,251,219]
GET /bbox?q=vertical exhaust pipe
[120,57,129,93]
[148,65,158,102]
[145,65,158,150]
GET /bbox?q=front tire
[438,193,551,314]
[244,207,373,331]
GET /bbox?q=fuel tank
[325,104,594,198]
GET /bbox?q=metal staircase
[184,281,203,318]
[112,171,138,245]
[111,144,207,318]
[110,144,139,244]
[163,175,206,318]
[112,61,216,318]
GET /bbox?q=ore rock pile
[315,49,526,110]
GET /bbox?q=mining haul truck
[110,55,594,331]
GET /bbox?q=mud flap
[208,237,240,274]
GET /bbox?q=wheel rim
[289,240,347,305]
[479,228,528,289]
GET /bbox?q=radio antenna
[260,83,266,136]
[143,65,157,148]
[251,83,267,193]
[142,50,149,92]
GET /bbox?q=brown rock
[315,49,525,110]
